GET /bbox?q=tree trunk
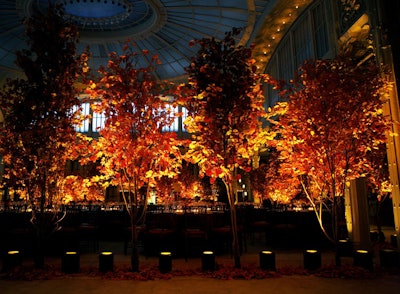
[130,207,140,272]
[375,199,386,242]
[230,204,241,268]
[131,233,140,272]
[225,178,241,268]
[34,230,45,268]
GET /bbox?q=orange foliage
[268,56,391,200]
[82,42,183,206]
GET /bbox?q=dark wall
[379,1,400,93]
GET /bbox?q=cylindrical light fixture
[353,250,373,271]
[259,250,276,271]
[2,250,22,271]
[337,239,352,257]
[370,231,379,242]
[379,249,399,268]
[159,251,172,273]
[62,251,80,274]
[201,251,215,271]
[99,251,114,273]
[303,249,321,271]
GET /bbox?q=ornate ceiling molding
[251,0,314,74]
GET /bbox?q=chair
[244,207,271,246]
[208,212,246,255]
[78,211,99,253]
[182,213,209,260]
[142,213,177,257]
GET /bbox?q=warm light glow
[269,190,291,204]
[101,252,113,255]
[66,251,77,255]
[356,250,369,254]
[160,252,171,256]
[306,250,318,253]
[261,250,273,254]
[8,250,19,255]
[203,251,214,255]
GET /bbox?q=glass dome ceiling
[61,0,133,19]
[0,0,312,84]
[53,0,155,35]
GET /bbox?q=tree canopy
[181,28,273,268]
[0,6,89,213]
[81,42,183,271]
[267,56,391,242]
[183,28,272,184]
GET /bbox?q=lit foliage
[268,56,391,241]
[0,7,90,212]
[182,28,273,185]
[180,28,273,268]
[156,163,204,203]
[81,42,183,270]
[83,44,183,200]
[176,166,214,202]
[249,150,301,205]
[58,174,106,203]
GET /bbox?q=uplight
[306,250,318,253]
[356,250,368,254]
[261,250,273,254]
[66,251,77,255]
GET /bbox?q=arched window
[73,100,105,134]
[73,100,186,136]
[162,104,188,133]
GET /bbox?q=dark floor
[1,227,400,294]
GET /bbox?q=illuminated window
[73,101,105,134]
[73,100,186,135]
[162,104,177,132]
[92,105,105,132]
[161,105,188,133]
[73,102,90,133]
[181,106,188,132]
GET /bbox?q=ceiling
[0,0,312,85]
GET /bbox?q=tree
[249,149,301,206]
[0,6,89,267]
[181,28,272,268]
[82,43,183,272]
[267,55,391,249]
